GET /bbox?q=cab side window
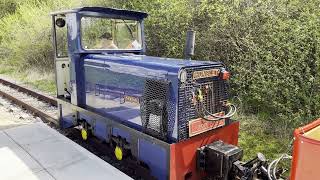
[55,16,68,58]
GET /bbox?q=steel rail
[0,78,58,125]
[0,78,57,107]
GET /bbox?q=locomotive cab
[51,7,241,180]
[51,7,147,102]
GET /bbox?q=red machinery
[291,119,320,180]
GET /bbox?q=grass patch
[18,69,56,94]
[0,62,15,75]
[237,113,292,161]
[239,129,290,160]
[25,79,56,94]
[0,63,56,94]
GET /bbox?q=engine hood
[84,54,224,74]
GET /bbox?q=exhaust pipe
[184,30,196,60]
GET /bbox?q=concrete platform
[0,122,132,180]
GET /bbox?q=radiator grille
[178,67,229,141]
[140,79,172,140]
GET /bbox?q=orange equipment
[291,119,320,180]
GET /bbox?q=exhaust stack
[184,30,196,60]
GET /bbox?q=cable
[197,101,237,121]
[274,154,292,179]
[192,85,237,121]
[267,154,292,180]
[272,155,284,179]
[268,158,277,180]
[204,103,237,119]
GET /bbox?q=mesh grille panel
[140,79,171,140]
[178,66,228,141]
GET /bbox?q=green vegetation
[237,113,291,160]
[0,65,56,94]
[17,69,56,94]
[0,0,319,161]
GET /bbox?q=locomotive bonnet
[84,54,232,142]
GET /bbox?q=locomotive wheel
[114,146,123,160]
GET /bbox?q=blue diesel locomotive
[51,7,240,180]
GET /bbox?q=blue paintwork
[63,7,148,110]
[83,54,223,141]
[86,54,220,69]
[112,127,131,143]
[51,6,148,20]
[139,139,168,180]
[53,7,225,180]
[94,119,109,141]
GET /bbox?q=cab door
[52,15,70,98]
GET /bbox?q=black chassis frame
[57,98,171,178]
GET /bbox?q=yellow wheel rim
[115,146,123,160]
[81,129,88,140]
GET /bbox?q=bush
[201,0,320,126]
[0,0,105,71]
[0,0,18,19]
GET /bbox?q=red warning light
[221,70,230,80]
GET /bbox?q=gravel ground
[0,83,57,118]
[0,96,42,130]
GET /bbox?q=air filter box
[197,140,243,179]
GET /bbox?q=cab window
[81,16,142,50]
[54,16,68,58]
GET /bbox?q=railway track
[0,78,151,180]
[0,78,58,125]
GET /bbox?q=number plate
[192,69,220,80]
[124,95,140,104]
[189,117,225,137]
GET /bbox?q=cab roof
[50,6,148,19]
